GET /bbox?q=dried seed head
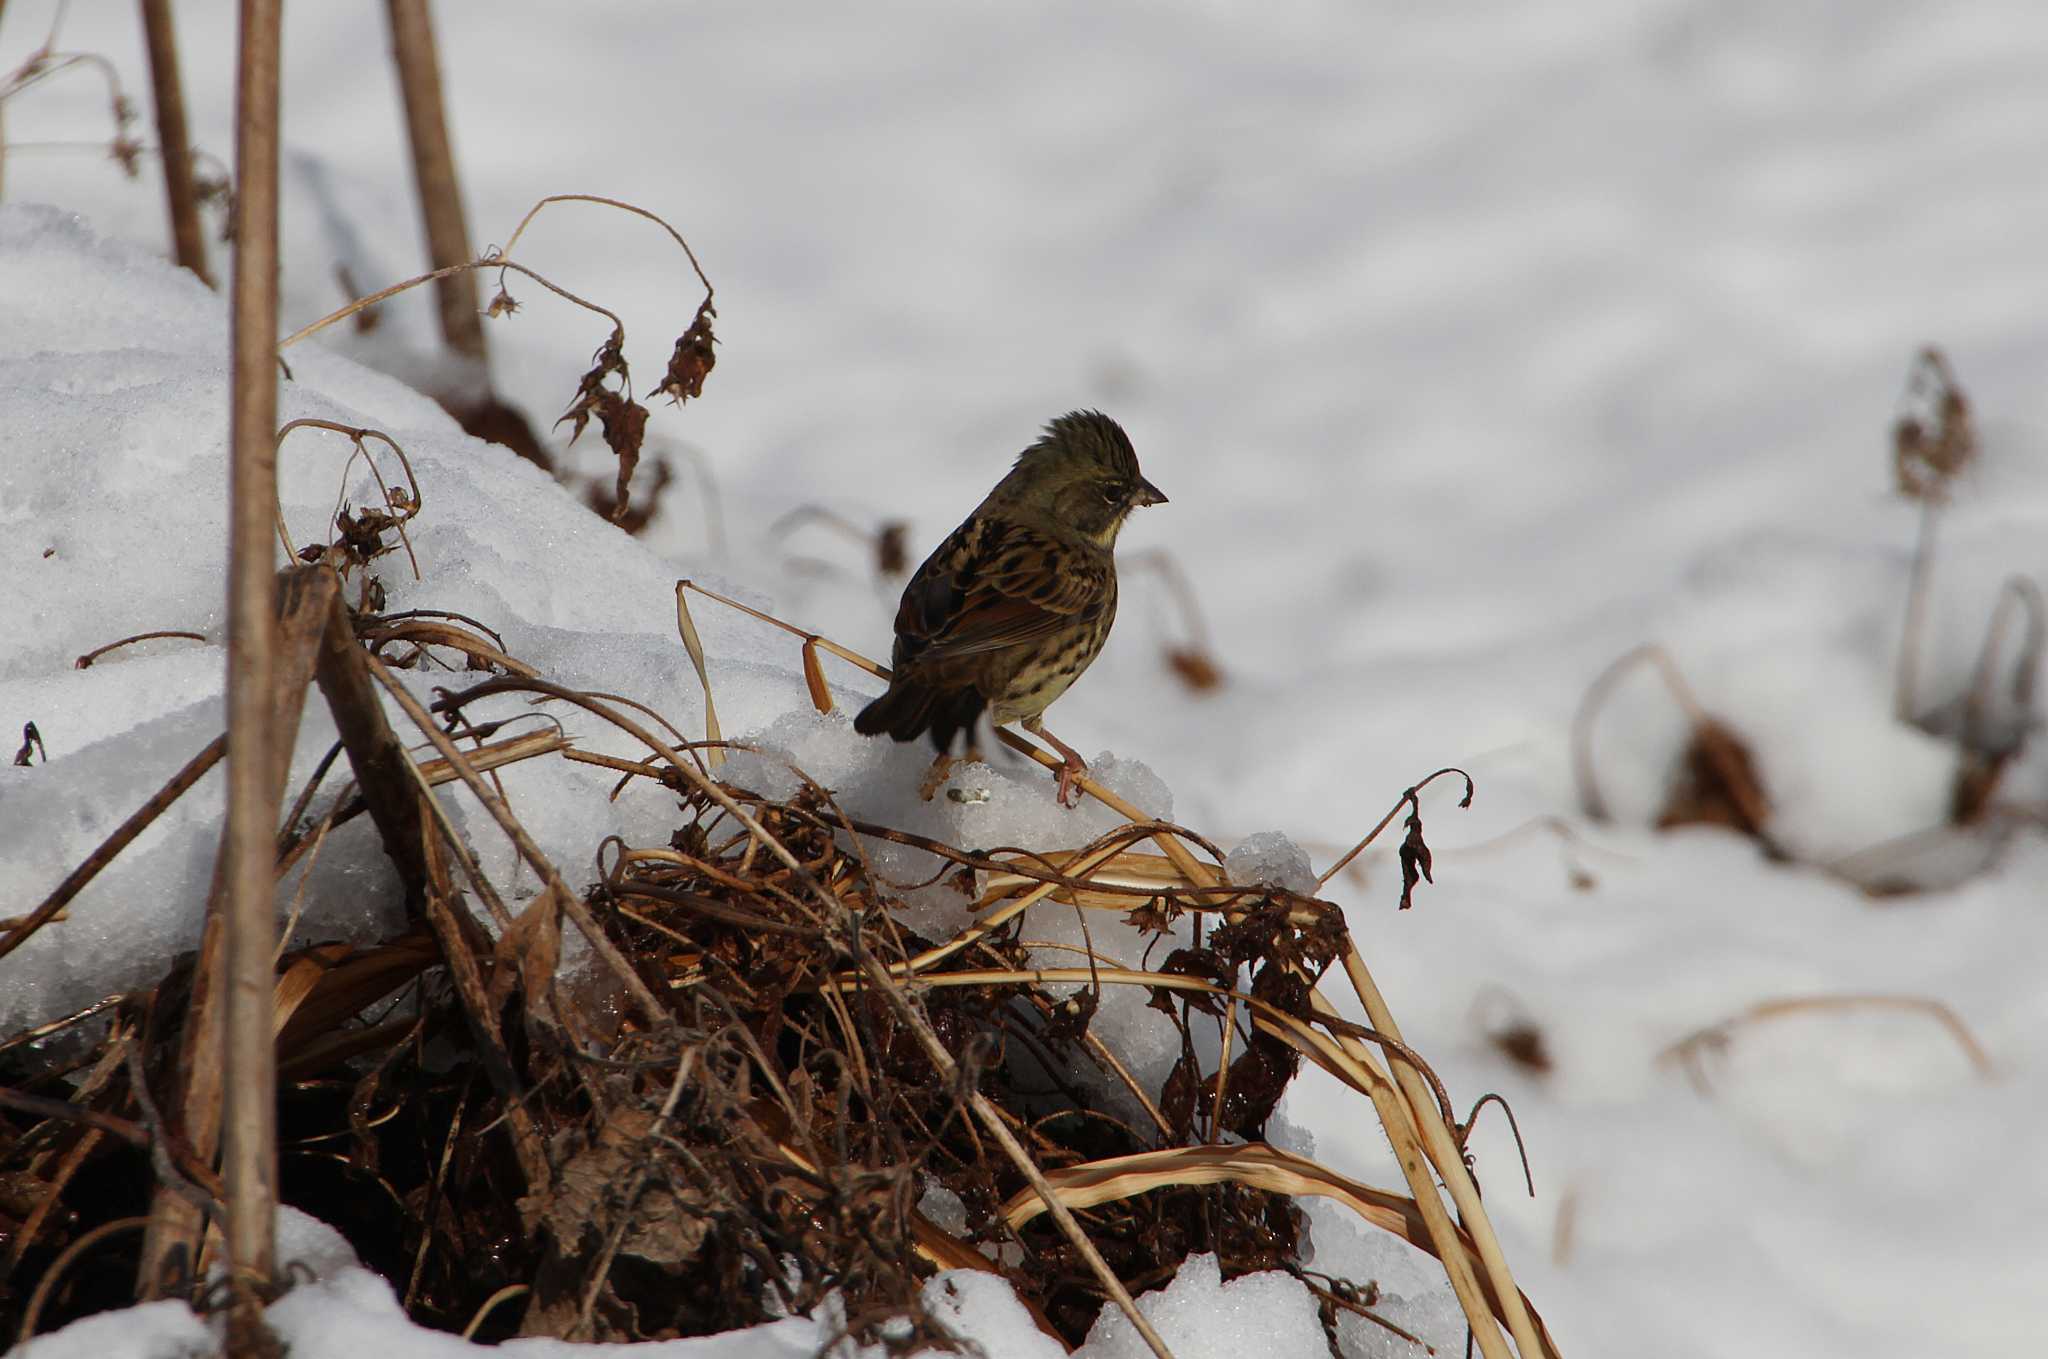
[1894,346,1975,501]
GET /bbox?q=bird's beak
[1133,478,1168,507]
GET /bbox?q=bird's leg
[1020,716,1087,808]
[918,752,958,801]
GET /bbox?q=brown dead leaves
[559,292,716,526]
[652,299,718,407]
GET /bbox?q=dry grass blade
[673,581,726,768]
[1,735,225,963]
[995,1142,1558,1356]
[361,655,669,1026]
[1337,944,1546,1359]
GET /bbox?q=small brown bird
[854,411,1167,806]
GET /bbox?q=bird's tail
[854,679,985,753]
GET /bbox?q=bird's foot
[1023,717,1089,808]
[1053,752,1087,808]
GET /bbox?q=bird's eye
[1100,483,1124,505]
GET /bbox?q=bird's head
[992,410,1167,546]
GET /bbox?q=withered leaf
[1397,805,1433,911]
[652,299,717,406]
[557,333,633,447]
[598,393,649,524]
[1041,990,1098,1046]
[876,521,909,577]
[1166,647,1224,692]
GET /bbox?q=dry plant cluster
[0,451,1559,1359]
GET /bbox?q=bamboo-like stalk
[1339,949,1548,1359]
[221,0,284,1336]
[138,0,210,286]
[384,0,485,365]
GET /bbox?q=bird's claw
[1054,754,1086,808]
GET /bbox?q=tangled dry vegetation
[0,418,1556,1359]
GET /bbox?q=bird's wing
[896,518,1107,665]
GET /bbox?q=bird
[853,410,1167,806]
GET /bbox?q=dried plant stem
[384,0,484,361]
[138,571,334,1304]
[1338,947,1547,1359]
[220,0,285,1329]
[846,946,1177,1359]
[1960,575,2045,747]
[361,655,669,1024]
[278,257,620,353]
[310,585,430,909]
[138,0,209,285]
[75,628,208,668]
[499,193,714,298]
[1318,767,1473,887]
[896,833,1134,976]
[1896,498,1940,722]
[0,735,224,963]
[18,1216,152,1344]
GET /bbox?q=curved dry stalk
[894,827,1170,976]
[278,257,622,356]
[1959,575,2045,750]
[498,193,714,300]
[1659,992,1995,1089]
[274,418,423,580]
[0,46,132,132]
[360,618,535,677]
[462,1284,530,1340]
[74,629,208,668]
[845,963,1397,1118]
[281,192,709,356]
[1317,767,1474,888]
[363,654,665,1019]
[994,1142,1558,1359]
[17,1215,152,1344]
[1461,1093,1537,1198]
[839,943,1178,1359]
[1572,643,1710,821]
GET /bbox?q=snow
[1072,1255,1329,1359]
[7,0,2048,1355]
